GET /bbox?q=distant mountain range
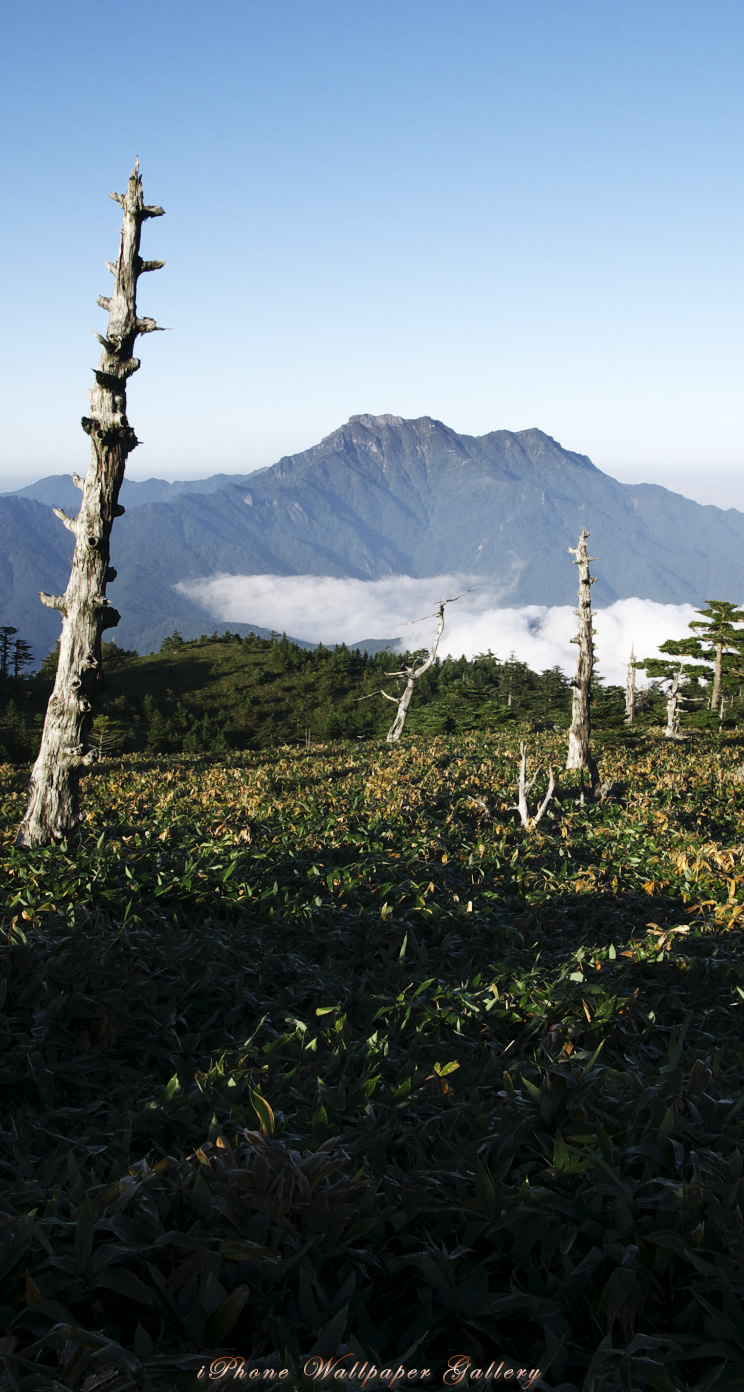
[3,413,744,662]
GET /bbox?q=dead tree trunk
[16,163,164,847]
[665,666,684,739]
[566,529,599,790]
[362,590,471,743]
[711,640,723,713]
[384,602,446,743]
[625,644,636,725]
[511,742,555,830]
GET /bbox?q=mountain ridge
[2,415,743,661]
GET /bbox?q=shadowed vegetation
[2,732,744,1387]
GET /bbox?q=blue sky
[1,0,742,505]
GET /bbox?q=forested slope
[0,630,631,763]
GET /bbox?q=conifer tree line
[4,582,744,767]
[5,597,744,764]
[0,630,597,762]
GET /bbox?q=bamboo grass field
[3,729,744,1388]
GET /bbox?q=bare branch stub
[358,689,400,705]
[397,585,479,628]
[17,164,165,847]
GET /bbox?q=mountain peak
[347,413,408,428]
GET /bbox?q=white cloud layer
[176,573,699,687]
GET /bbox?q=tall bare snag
[377,602,446,744]
[664,665,685,739]
[625,644,636,725]
[17,163,165,846]
[566,528,599,791]
[363,590,471,743]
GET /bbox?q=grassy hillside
[2,731,744,1388]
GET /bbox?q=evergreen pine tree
[0,628,18,679]
[681,602,744,713]
[11,638,34,679]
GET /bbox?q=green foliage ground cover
[2,733,744,1389]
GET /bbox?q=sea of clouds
[175,573,699,688]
